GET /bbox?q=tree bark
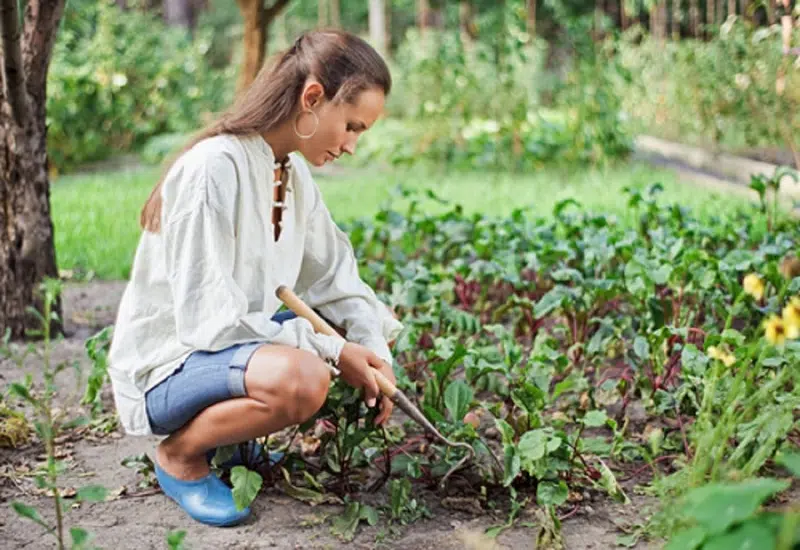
[672,0,681,39]
[318,0,328,27]
[595,0,605,40]
[526,0,536,35]
[163,0,195,31]
[707,0,715,36]
[689,0,699,36]
[620,0,629,30]
[460,0,478,45]
[652,0,667,40]
[369,0,387,53]
[728,0,736,17]
[330,0,340,28]
[236,0,291,94]
[716,0,724,23]
[417,0,443,32]
[0,0,65,339]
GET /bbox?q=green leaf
[518,429,548,464]
[776,452,800,478]
[279,468,342,506]
[495,418,515,446]
[702,518,776,550]
[502,447,521,487]
[583,410,609,428]
[682,478,790,535]
[11,502,49,530]
[359,504,379,526]
[8,383,34,404]
[331,501,362,541]
[534,287,567,318]
[230,466,263,511]
[211,445,236,467]
[664,526,706,550]
[76,485,107,502]
[70,527,90,547]
[444,381,473,423]
[595,458,629,504]
[633,336,649,359]
[537,480,568,507]
[166,529,187,550]
[616,533,641,548]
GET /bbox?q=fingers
[365,350,384,369]
[375,395,393,425]
[363,368,380,408]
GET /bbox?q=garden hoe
[276,285,500,487]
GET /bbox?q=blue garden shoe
[206,441,284,469]
[154,459,250,527]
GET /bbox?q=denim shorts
[145,310,298,435]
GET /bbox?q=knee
[245,347,330,425]
[282,353,331,424]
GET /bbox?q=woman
[108,30,403,527]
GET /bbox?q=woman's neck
[261,122,297,166]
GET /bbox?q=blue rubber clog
[154,459,250,527]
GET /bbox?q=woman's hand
[337,343,395,425]
[373,360,395,426]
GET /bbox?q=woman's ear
[302,81,326,110]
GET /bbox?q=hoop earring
[293,109,319,140]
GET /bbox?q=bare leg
[155,345,331,480]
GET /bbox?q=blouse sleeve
[294,175,403,365]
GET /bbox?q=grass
[51,160,756,280]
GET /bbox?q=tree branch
[22,0,66,103]
[265,0,292,21]
[1,0,30,126]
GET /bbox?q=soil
[0,281,659,550]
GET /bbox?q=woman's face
[295,85,385,167]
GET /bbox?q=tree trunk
[620,0,629,30]
[652,0,667,40]
[417,0,443,32]
[418,0,428,31]
[0,0,66,339]
[318,0,328,27]
[526,0,536,35]
[707,0,715,36]
[595,0,605,40]
[716,0,724,23]
[460,0,478,45]
[330,0,340,28]
[728,0,736,17]
[672,0,681,40]
[237,0,265,93]
[766,0,775,25]
[236,0,291,94]
[163,0,195,32]
[689,0,699,36]
[369,0,387,53]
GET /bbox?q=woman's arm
[294,179,403,367]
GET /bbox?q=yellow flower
[764,315,795,346]
[743,273,765,301]
[707,346,735,367]
[782,297,800,334]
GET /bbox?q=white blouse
[108,134,403,436]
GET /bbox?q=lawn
[51,160,754,280]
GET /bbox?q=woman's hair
[140,30,391,233]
